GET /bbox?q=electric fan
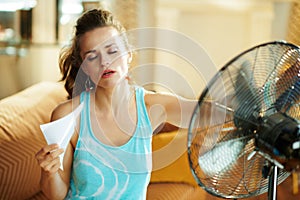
[188,41,300,200]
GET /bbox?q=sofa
[0,81,299,200]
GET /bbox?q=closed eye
[86,53,99,61]
[108,46,119,54]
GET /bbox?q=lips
[101,69,115,78]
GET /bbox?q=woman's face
[80,26,131,89]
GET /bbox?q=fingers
[35,144,64,174]
[41,156,61,174]
[36,144,59,157]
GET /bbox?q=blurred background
[0,0,299,99]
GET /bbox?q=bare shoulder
[51,96,81,121]
[144,90,159,106]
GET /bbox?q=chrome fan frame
[188,41,300,199]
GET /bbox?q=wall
[150,0,292,98]
[0,0,60,99]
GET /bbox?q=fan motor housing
[256,112,300,171]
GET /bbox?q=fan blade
[275,77,300,113]
[198,139,245,176]
[233,62,261,130]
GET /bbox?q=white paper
[40,102,84,170]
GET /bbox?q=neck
[94,78,134,113]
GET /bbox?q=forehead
[80,26,120,55]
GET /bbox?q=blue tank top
[66,87,153,199]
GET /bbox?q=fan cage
[188,41,300,199]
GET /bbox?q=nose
[102,62,110,68]
[101,55,110,68]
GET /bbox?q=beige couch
[0,81,299,200]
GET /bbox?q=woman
[35,9,197,199]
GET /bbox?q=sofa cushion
[151,129,198,186]
[147,182,209,200]
[0,81,67,200]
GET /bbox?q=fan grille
[188,41,300,198]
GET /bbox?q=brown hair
[59,9,126,99]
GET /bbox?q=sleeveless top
[66,87,153,200]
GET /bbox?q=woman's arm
[35,100,77,200]
[37,143,73,200]
[145,92,198,129]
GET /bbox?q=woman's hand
[35,144,64,174]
